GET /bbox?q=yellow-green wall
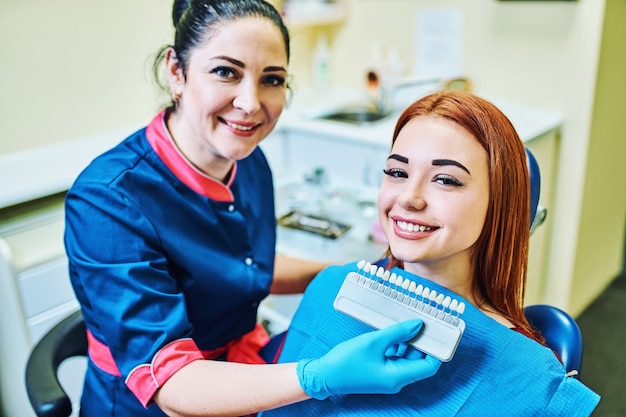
[571,0,626,312]
[0,0,172,154]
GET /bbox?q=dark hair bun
[172,0,191,26]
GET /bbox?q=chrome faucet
[372,77,442,115]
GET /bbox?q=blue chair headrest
[526,148,541,229]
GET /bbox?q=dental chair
[23,150,575,417]
[25,309,85,417]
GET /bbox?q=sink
[315,105,391,125]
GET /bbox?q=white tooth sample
[389,273,397,286]
[457,302,466,315]
[402,279,410,291]
[422,287,430,300]
[409,281,417,295]
[429,289,437,304]
[449,299,458,313]
[357,259,366,271]
[382,270,390,283]
[415,284,424,297]
[443,296,451,309]
[436,293,445,305]
[369,263,378,277]
[364,262,372,276]
[376,267,384,281]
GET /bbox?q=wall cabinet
[269,0,348,27]
[0,195,83,417]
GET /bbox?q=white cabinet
[269,0,348,27]
[0,194,82,417]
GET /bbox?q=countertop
[277,86,564,149]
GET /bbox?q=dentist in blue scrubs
[64,1,441,416]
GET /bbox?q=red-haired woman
[262,91,600,417]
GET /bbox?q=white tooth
[226,121,254,130]
[457,302,466,315]
[376,268,385,279]
[397,220,432,232]
[415,284,423,296]
[389,273,397,286]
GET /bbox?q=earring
[172,89,182,103]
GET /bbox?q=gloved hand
[296,319,442,400]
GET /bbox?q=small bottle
[365,41,384,108]
[313,34,331,89]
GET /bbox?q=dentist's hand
[296,319,442,400]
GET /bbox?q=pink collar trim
[145,111,235,202]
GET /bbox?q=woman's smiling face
[167,17,288,174]
[377,115,490,282]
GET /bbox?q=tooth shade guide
[335,261,467,362]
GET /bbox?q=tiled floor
[577,270,626,416]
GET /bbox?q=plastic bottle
[365,41,383,97]
[313,34,331,89]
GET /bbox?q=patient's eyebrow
[388,154,408,163]
[432,159,470,174]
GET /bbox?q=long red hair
[385,91,540,340]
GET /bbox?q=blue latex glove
[296,319,442,400]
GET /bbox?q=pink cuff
[125,338,204,407]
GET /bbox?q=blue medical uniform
[64,112,276,416]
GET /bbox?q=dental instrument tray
[333,260,466,362]
[277,210,351,239]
